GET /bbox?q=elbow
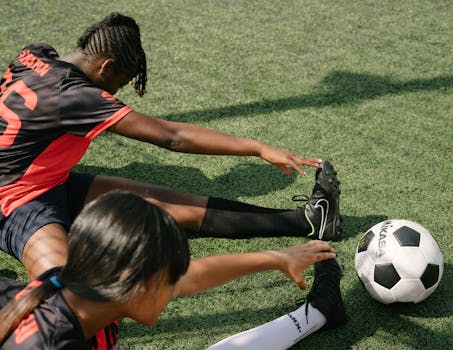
[168,138,183,152]
[162,132,185,152]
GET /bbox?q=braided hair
[77,12,147,96]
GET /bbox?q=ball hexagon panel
[357,230,375,253]
[391,278,426,303]
[420,263,440,289]
[355,251,375,281]
[419,234,444,265]
[355,219,444,304]
[392,247,427,279]
[393,225,420,246]
[368,280,395,304]
[367,231,401,265]
[413,280,440,303]
[374,263,401,289]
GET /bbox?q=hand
[258,144,322,176]
[270,240,336,291]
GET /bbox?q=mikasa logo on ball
[377,220,393,258]
[355,219,443,304]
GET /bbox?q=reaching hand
[270,240,336,291]
[258,144,322,176]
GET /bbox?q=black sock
[198,197,311,238]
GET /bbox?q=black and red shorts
[0,172,94,261]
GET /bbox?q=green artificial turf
[0,1,451,349]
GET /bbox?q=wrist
[262,250,285,272]
[252,140,266,157]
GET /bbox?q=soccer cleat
[301,160,342,241]
[298,257,347,331]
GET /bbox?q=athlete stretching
[0,12,341,281]
[0,192,346,349]
[0,12,343,349]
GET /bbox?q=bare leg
[22,223,68,280]
[86,175,209,232]
[22,175,208,279]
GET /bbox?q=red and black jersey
[0,271,119,350]
[0,43,132,219]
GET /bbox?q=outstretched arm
[109,111,321,175]
[173,240,335,297]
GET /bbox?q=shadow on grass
[305,262,452,350]
[0,269,18,279]
[121,262,451,350]
[159,72,453,122]
[125,214,437,348]
[341,214,388,241]
[76,161,297,199]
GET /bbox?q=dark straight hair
[0,191,190,344]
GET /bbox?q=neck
[59,51,96,80]
[61,289,125,340]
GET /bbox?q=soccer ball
[354,219,443,304]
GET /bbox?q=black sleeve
[0,266,61,309]
[0,277,26,308]
[52,338,91,350]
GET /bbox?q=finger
[304,240,331,252]
[299,156,322,163]
[293,275,307,291]
[289,163,306,176]
[297,157,323,168]
[298,279,307,291]
[286,156,311,175]
[277,164,295,176]
[316,251,337,262]
[293,154,322,165]
[309,240,335,252]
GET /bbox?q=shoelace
[292,181,326,206]
[292,194,309,209]
[295,263,342,324]
[295,272,324,324]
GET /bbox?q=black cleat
[303,160,342,241]
[298,257,347,331]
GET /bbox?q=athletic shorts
[0,172,95,262]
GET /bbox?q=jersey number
[0,80,37,147]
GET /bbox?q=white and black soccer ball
[354,219,443,304]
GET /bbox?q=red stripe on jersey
[14,313,39,344]
[0,106,131,217]
[86,107,132,139]
[91,321,119,350]
[93,330,108,350]
[15,280,43,300]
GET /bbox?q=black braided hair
[77,12,147,96]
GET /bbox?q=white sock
[206,303,326,350]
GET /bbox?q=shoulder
[5,292,86,350]
[47,292,85,335]
[19,43,59,60]
[47,293,90,349]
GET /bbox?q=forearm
[110,111,316,175]
[110,111,264,156]
[167,121,264,156]
[174,251,281,297]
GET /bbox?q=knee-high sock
[206,303,326,350]
[199,197,310,238]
